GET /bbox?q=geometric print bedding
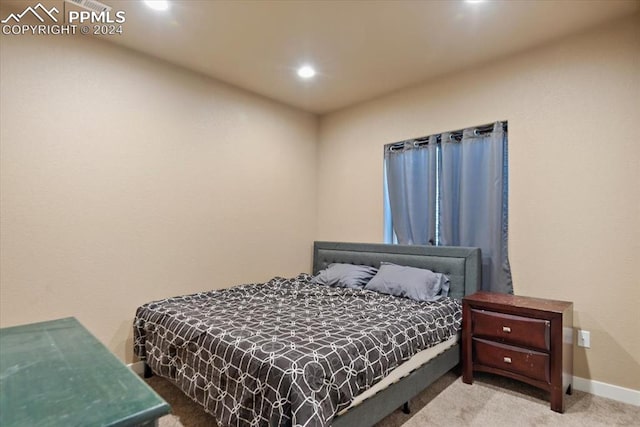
[134,273,462,427]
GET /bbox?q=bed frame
[313,241,481,427]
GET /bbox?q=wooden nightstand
[462,292,573,413]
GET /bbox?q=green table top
[0,317,170,427]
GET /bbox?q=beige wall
[317,15,640,390]
[0,35,318,362]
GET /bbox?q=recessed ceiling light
[465,0,485,3]
[297,65,316,79]
[144,0,170,11]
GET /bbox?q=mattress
[338,334,459,415]
[134,273,462,427]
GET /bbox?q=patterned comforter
[134,274,462,427]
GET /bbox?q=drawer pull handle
[503,357,512,364]
[502,326,511,333]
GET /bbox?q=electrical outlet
[577,330,591,348]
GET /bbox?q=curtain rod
[387,121,507,151]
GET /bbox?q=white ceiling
[2,0,639,113]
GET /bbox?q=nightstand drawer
[471,309,550,351]
[473,338,550,384]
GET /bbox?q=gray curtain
[384,136,438,245]
[440,122,512,293]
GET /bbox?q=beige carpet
[147,371,640,427]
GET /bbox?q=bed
[134,241,480,427]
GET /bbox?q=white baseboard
[127,361,146,376]
[573,376,640,406]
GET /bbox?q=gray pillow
[312,263,378,289]
[364,262,450,302]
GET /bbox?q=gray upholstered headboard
[313,241,481,299]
